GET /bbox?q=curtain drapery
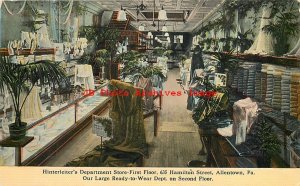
[106,80,148,156]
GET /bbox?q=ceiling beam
[192,0,225,34]
[176,0,182,10]
[185,0,205,22]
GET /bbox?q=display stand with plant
[79,27,121,79]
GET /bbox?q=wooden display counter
[0,48,56,56]
[200,127,288,168]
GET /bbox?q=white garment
[156,57,168,78]
[72,17,79,42]
[74,65,95,90]
[116,42,123,54]
[233,98,258,145]
[217,124,234,137]
[245,4,274,55]
[286,36,300,56]
[21,31,31,48]
[21,86,43,122]
[53,43,65,62]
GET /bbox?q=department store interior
[0,0,300,168]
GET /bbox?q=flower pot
[256,155,271,168]
[9,122,27,141]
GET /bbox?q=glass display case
[0,86,109,166]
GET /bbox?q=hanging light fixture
[147,32,153,39]
[138,24,145,31]
[162,25,168,32]
[167,37,171,43]
[117,6,127,21]
[164,32,169,37]
[158,6,168,21]
[155,36,158,41]
[138,0,147,11]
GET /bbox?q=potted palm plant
[246,115,281,168]
[0,56,67,140]
[262,11,299,56]
[211,49,239,73]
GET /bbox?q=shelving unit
[0,48,56,57]
[204,51,300,68]
[120,30,149,51]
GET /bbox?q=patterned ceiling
[85,0,224,32]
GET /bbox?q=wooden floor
[45,69,204,167]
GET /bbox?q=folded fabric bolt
[233,98,258,145]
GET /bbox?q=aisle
[45,69,203,167]
[144,68,203,167]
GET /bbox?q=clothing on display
[116,41,123,54]
[187,69,205,111]
[156,57,168,78]
[35,10,52,48]
[190,45,204,81]
[106,80,148,156]
[134,77,154,111]
[180,58,192,87]
[245,4,274,55]
[150,74,164,92]
[74,64,95,90]
[217,124,234,137]
[20,86,43,122]
[286,20,300,56]
[233,98,258,145]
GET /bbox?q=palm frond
[21,60,67,86]
[0,56,67,127]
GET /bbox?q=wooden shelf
[0,136,34,147]
[0,48,56,56]
[119,30,148,51]
[204,51,300,68]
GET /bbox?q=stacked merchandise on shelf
[291,71,300,120]
[237,67,244,93]
[261,64,268,101]
[245,62,261,97]
[265,65,275,105]
[231,70,239,89]
[254,65,263,100]
[281,69,292,114]
[226,70,234,87]
[242,67,249,96]
[230,62,261,97]
[272,66,285,110]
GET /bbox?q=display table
[0,136,34,166]
[199,127,288,168]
